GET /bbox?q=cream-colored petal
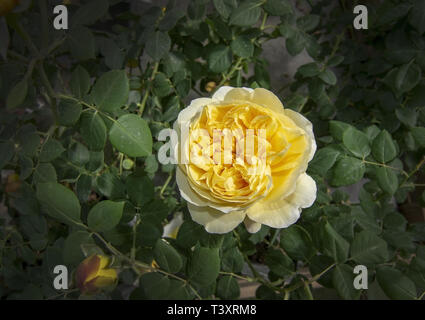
[212,86,234,101]
[176,167,208,207]
[163,212,184,239]
[288,173,317,209]
[250,88,285,114]
[284,109,317,162]
[246,173,317,228]
[188,203,246,234]
[176,97,212,129]
[212,86,254,102]
[244,216,262,233]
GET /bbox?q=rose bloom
[174,86,317,234]
[76,254,117,294]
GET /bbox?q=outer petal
[187,203,246,234]
[175,97,212,131]
[284,109,317,162]
[212,86,254,101]
[244,216,262,234]
[246,173,317,228]
[163,212,184,239]
[176,167,208,207]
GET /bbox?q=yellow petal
[246,173,316,228]
[187,203,246,234]
[284,109,316,162]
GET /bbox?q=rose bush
[0,0,424,301]
[175,86,316,234]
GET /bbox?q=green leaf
[297,14,320,31]
[188,246,220,286]
[33,163,57,184]
[308,146,340,174]
[264,0,292,16]
[329,120,351,141]
[0,141,14,170]
[109,114,153,157]
[213,0,237,19]
[95,172,126,200]
[6,79,27,109]
[67,26,95,61]
[322,222,349,263]
[229,0,262,26]
[409,0,425,34]
[70,65,91,99]
[376,167,398,195]
[395,61,421,93]
[318,69,337,85]
[264,248,294,277]
[68,142,90,167]
[36,182,81,225]
[145,31,171,61]
[176,220,204,249]
[135,273,170,300]
[286,31,305,56]
[352,206,381,234]
[411,127,425,147]
[332,264,361,300]
[395,107,417,127]
[208,45,232,73]
[39,139,65,163]
[221,247,244,273]
[79,111,107,151]
[298,62,321,77]
[331,157,365,187]
[87,200,124,232]
[63,231,94,265]
[231,36,254,58]
[350,231,389,265]
[371,130,397,163]
[342,126,371,158]
[126,174,154,207]
[57,99,82,126]
[153,239,183,274]
[280,225,315,262]
[91,70,129,113]
[76,174,92,203]
[72,0,109,26]
[376,266,417,300]
[216,276,240,299]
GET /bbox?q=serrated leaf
[109,114,152,157]
[87,200,124,232]
[91,70,129,113]
[371,130,397,163]
[351,230,389,265]
[331,157,365,187]
[342,126,371,158]
[36,182,81,225]
[153,239,182,274]
[80,111,107,151]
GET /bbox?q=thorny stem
[400,156,425,188]
[215,57,244,90]
[139,62,159,116]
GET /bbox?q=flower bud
[76,254,117,294]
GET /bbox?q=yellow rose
[76,254,117,294]
[174,86,317,234]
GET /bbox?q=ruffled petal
[284,109,317,162]
[188,203,246,234]
[244,216,262,233]
[176,166,209,207]
[246,173,317,228]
